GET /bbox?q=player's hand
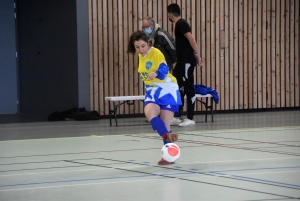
[194,52,203,66]
[147,72,157,80]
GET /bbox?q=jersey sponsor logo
[166,105,171,108]
[146,61,152,70]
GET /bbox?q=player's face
[134,40,149,56]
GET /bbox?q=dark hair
[127,30,150,54]
[167,3,181,17]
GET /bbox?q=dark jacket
[152,28,177,69]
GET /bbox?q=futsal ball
[161,143,180,162]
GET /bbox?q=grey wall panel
[17,0,78,115]
[77,0,90,110]
[0,0,18,114]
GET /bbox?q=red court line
[1,136,299,159]
[0,145,204,159]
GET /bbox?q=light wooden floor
[0,111,299,200]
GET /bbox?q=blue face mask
[144,27,152,35]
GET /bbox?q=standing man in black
[167,3,203,127]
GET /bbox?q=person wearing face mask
[142,17,176,73]
[167,3,203,127]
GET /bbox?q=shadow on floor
[0,114,48,124]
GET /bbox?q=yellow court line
[0,132,145,142]
[0,135,106,143]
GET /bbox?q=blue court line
[1,166,299,189]
[231,174,300,188]
[212,172,300,188]
[0,172,192,188]
[209,166,300,174]
[209,166,300,188]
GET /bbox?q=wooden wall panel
[243,0,248,109]
[257,0,262,108]
[266,0,271,108]
[285,0,290,107]
[280,0,285,107]
[275,0,281,107]
[215,0,220,111]
[229,0,234,110]
[239,0,244,109]
[290,0,294,107]
[262,0,267,108]
[271,0,276,108]
[219,0,225,110]
[295,0,299,107]
[248,0,253,109]
[225,0,230,109]
[195,0,202,112]
[88,0,300,116]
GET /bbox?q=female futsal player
[127,31,182,165]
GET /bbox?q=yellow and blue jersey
[138,47,182,106]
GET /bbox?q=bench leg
[109,100,134,127]
[113,102,118,127]
[196,97,214,122]
[211,97,214,122]
[109,102,112,126]
[108,102,120,127]
[205,97,208,122]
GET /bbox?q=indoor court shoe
[179,119,195,127]
[170,117,183,125]
[158,158,175,165]
[162,132,178,143]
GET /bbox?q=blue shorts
[144,101,179,113]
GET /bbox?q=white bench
[105,94,214,126]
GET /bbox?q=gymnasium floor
[0,110,299,201]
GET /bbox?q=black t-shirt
[175,19,196,65]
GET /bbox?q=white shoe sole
[179,123,195,127]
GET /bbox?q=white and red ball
[161,143,180,162]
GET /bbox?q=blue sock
[150,117,168,137]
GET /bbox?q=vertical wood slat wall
[89,0,299,116]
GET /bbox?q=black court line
[64,158,300,200]
[182,133,300,148]
[67,157,300,190]
[245,198,299,201]
[0,162,125,173]
[196,127,300,135]
[127,135,300,156]
[0,158,128,166]
[1,154,299,193]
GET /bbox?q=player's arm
[148,54,169,80]
[148,63,168,80]
[184,32,202,66]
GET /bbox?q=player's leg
[159,106,179,144]
[158,108,179,165]
[144,102,173,141]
